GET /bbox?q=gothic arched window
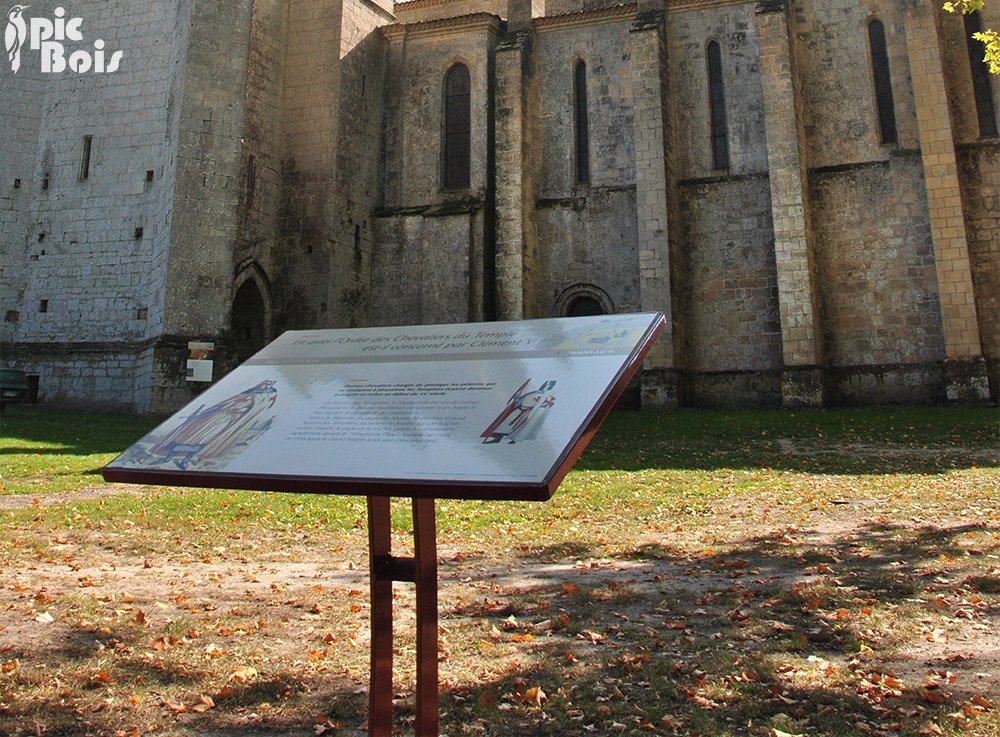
[707,40,729,170]
[868,19,898,144]
[574,60,590,184]
[964,11,998,137]
[443,63,471,189]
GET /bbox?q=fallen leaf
[89,669,114,686]
[190,695,215,713]
[922,686,949,704]
[314,717,342,735]
[228,667,258,683]
[522,685,546,707]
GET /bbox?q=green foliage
[945,0,1000,74]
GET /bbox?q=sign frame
[103,313,666,501]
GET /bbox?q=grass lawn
[0,404,998,737]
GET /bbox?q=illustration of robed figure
[148,380,278,469]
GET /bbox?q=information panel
[103,312,665,500]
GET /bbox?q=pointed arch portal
[231,271,270,363]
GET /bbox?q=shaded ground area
[0,407,997,736]
[1,484,997,736]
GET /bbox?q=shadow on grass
[576,407,1000,476]
[3,406,998,478]
[429,519,1000,736]
[0,406,159,457]
[8,519,996,736]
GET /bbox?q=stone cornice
[534,3,637,31]
[667,0,752,11]
[395,0,468,13]
[381,12,504,40]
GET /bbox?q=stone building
[1,0,997,413]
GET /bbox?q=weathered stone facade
[1,0,997,412]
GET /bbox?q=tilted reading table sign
[103,312,666,736]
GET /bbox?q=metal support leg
[367,496,394,737]
[412,497,438,736]
[366,496,439,737]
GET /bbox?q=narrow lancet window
[443,64,471,189]
[965,11,998,137]
[79,135,93,181]
[868,20,898,144]
[707,41,729,170]
[574,60,590,184]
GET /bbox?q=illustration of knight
[481,380,557,444]
[144,380,278,470]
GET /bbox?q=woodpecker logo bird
[5,4,29,74]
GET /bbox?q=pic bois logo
[5,5,123,74]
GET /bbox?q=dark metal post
[412,497,438,736]
[367,496,439,737]
[367,496,394,737]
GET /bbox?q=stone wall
[668,3,780,405]
[959,142,1000,399]
[372,210,487,325]
[678,176,782,406]
[328,0,393,325]
[380,18,500,206]
[536,14,637,196]
[790,0,921,166]
[150,0,255,412]
[669,3,769,179]
[941,4,1000,399]
[536,189,641,315]
[373,15,502,326]
[7,344,154,412]
[0,0,185,412]
[264,0,346,336]
[2,0,997,412]
[395,0,507,23]
[533,10,639,317]
[811,154,946,402]
[235,0,289,311]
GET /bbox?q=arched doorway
[566,295,605,317]
[231,278,268,362]
[556,284,614,318]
